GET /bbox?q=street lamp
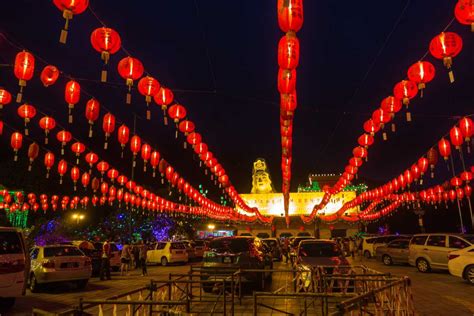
[207,223,215,230]
[72,213,85,225]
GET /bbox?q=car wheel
[0,297,15,310]
[464,265,474,285]
[382,255,392,266]
[364,250,371,259]
[30,274,40,293]
[76,279,88,289]
[161,257,168,266]
[416,258,430,273]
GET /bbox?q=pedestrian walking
[100,239,111,280]
[139,240,148,276]
[120,241,132,276]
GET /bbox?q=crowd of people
[99,239,148,281]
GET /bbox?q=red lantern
[40,65,60,87]
[57,160,68,184]
[65,80,80,123]
[427,148,439,178]
[393,80,418,121]
[187,132,202,147]
[117,57,144,104]
[117,124,130,157]
[372,109,391,140]
[353,146,368,160]
[277,0,304,32]
[107,169,119,182]
[97,161,109,179]
[141,143,152,172]
[56,130,72,155]
[81,171,90,189]
[0,121,3,136]
[278,32,300,69]
[10,132,23,161]
[102,113,115,149]
[85,152,98,173]
[130,135,141,167]
[450,126,464,150]
[465,184,473,197]
[85,98,100,137]
[459,117,474,153]
[53,0,89,43]
[281,91,297,111]
[363,119,380,136]
[407,61,435,97]
[0,88,12,111]
[145,151,159,178]
[455,0,474,32]
[277,68,296,94]
[17,104,36,135]
[178,120,195,147]
[27,142,39,171]
[418,157,429,176]
[168,104,187,124]
[154,87,174,125]
[39,116,56,144]
[358,133,374,148]
[90,27,121,82]
[70,166,80,190]
[44,152,55,178]
[438,138,451,161]
[137,76,160,120]
[14,51,35,103]
[429,32,463,83]
[71,142,85,164]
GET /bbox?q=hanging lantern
[117,57,144,104]
[14,51,35,103]
[278,32,300,69]
[178,120,195,146]
[459,116,474,153]
[90,27,121,82]
[0,121,3,136]
[429,32,463,83]
[40,65,60,87]
[53,0,88,43]
[363,119,380,136]
[130,135,141,168]
[277,0,304,32]
[117,124,130,158]
[0,88,12,111]
[85,152,98,173]
[56,130,72,155]
[450,126,464,151]
[85,98,100,137]
[17,104,36,135]
[150,151,160,177]
[71,142,85,164]
[426,148,438,178]
[393,80,418,121]
[10,132,23,162]
[102,113,116,149]
[57,160,68,184]
[168,104,187,126]
[455,0,474,32]
[107,169,119,183]
[372,109,391,140]
[96,161,110,180]
[136,79,162,121]
[280,91,297,111]
[39,116,56,144]
[358,134,374,149]
[380,96,402,131]
[27,142,39,171]
[71,166,80,190]
[65,80,80,123]
[438,138,451,161]
[154,87,174,125]
[81,171,90,189]
[141,143,151,172]
[407,61,435,97]
[277,68,296,94]
[44,152,55,178]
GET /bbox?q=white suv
[0,227,28,310]
[448,245,474,284]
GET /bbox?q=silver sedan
[375,239,410,266]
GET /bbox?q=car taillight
[448,254,460,260]
[42,260,55,269]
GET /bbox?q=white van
[0,227,28,310]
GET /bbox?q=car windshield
[299,242,341,257]
[365,238,377,244]
[0,231,23,255]
[462,235,474,244]
[44,246,84,257]
[209,238,252,253]
[171,242,186,249]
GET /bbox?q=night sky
[0,1,472,232]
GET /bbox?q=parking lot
[6,257,474,316]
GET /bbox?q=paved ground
[5,257,474,315]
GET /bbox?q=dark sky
[0,0,472,205]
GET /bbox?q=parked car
[295,240,350,290]
[68,241,101,275]
[93,242,121,271]
[147,241,188,266]
[362,235,410,259]
[448,245,474,285]
[193,240,206,258]
[256,232,270,239]
[182,241,196,261]
[201,237,272,292]
[289,236,315,262]
[297,232,312,237]
[375,239,410,265]
[29,245,92,292]
[239,233,253,237]
[408,233,474,272]
[0,227,28,310]
[361,236,377,258]
[262,238,282,261]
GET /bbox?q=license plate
[223,257,231,263]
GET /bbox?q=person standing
[282,238,290,263]
[100,240,111,280]
[349,238,356,259]
[120,241,131,276]
[139,241,148,276]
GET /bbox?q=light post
[72,213,85,225]
[208,223,215,237]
